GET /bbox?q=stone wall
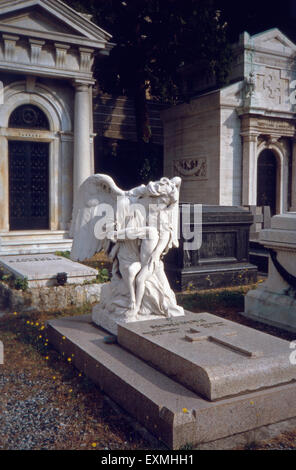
[162,91,221,204]
[0,282,104,313]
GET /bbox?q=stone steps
[0,231,73,255]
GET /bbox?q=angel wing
[70,174,126,261]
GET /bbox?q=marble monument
[70,174,185,334]
[244,212,296,332]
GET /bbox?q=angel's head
[146,177,181,204]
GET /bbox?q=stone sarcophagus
[165,205,257,291]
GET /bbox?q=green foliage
[83,268,110,285]
[1,274,13,283]
[13,277,29,292]
[55,251,71,259]
[0,269,29,290]
[96,268,110,283]
[0,267,12,283]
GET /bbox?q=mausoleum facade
[162,29,296,218]
[0,0,113,254]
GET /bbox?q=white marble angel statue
[70,174,184,334]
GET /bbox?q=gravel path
[0,372,74,450]
[0,313,148,451]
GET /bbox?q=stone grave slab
[117,312,296,401]
[47,314,296,449]
[0,254,98,287]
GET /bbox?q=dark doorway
[9,141,49,230]
[257,149,278,216]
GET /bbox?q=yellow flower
[40,326,45,331]
[53,376,56,380]
[45,356,49,360]
[35,322,39,326]
[250,401,254,406]
[67,357,72,362]
[182,408,189,414]
[69,389,73,393]
[62,336,66,340]
[13,312,17,315]
[91,443,97,448]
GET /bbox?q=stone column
[0,136,9,232]
[241,132,258,206]
[291,139,296,212]
[73,81,93,198]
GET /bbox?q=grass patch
[177,284,256,313]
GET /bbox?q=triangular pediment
[0,0,112,46]
[250,28,296,54]
[0,7,81,35]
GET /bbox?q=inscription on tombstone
[0,254,98,287]
[118,312,296,401]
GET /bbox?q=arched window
[9,104,49,130]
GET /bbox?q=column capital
[240,131,258,143]
[2,33,19,41]
[72,79,95,92]
[29,38,45,46]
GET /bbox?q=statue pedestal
[92,304,179,336]
[92,260,185,336]
[243,213,296,333]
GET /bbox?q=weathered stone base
[243,288,296,334]
[0,281,104,313]
[47,314,296,450]
[166,262,258,292]
[92,305,169,336]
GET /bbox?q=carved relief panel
[173,157,207,180]
[256,67,289,107]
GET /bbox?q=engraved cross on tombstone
[185,326,263,358]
